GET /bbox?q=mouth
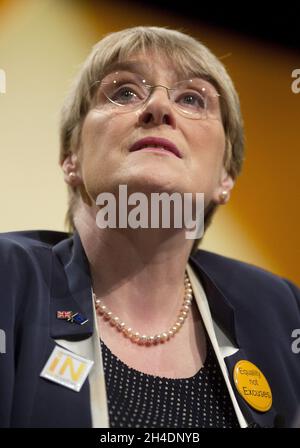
[129,137,182,158]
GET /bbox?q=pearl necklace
[93,272,193,345]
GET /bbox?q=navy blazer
[0,230,299,428]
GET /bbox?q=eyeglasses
[91,71,221,120]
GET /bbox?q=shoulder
[0,229,71,289]
[0,229,70,261]
[0,229,69,250]
[0,230,72,318]
[191,248,286,284]
[190,248,300,310]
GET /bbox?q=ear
[61,153,82,187]
[212,167,235,205]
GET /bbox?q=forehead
[101,53,199,83]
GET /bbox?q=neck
[74,203,195,333]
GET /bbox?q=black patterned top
[99,337,240,428]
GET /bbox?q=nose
[137,86,176,128]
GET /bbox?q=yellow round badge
[233,360,272,412]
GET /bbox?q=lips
[129,137,182,158]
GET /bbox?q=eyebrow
[102,60,151,77]
[101,60,195,86]
[100,60,219,93]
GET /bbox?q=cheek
[81,110,132,157]
[185,122,226,199]
[78,111,132,197]
[188,122,226,173]
[81,112,109,156]
[79,113,109,191]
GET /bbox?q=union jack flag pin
[57,311,73,320]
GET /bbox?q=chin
[128,166,181,188]
[127,175,181,195]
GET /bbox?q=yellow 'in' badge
[233,360,272,412]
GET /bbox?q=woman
[0,26,299,428]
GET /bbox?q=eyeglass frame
[90,71,221,120]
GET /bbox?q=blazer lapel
[50,232,94,340]
[49,232,109,427]
[189,253,280,428]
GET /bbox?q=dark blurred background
[94,0,300,52]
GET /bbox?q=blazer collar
[49,233,238,342]
[50,232,238,343]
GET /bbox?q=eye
[110,85,140,104]
[103,80,147,106]
[176,91,206,110]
